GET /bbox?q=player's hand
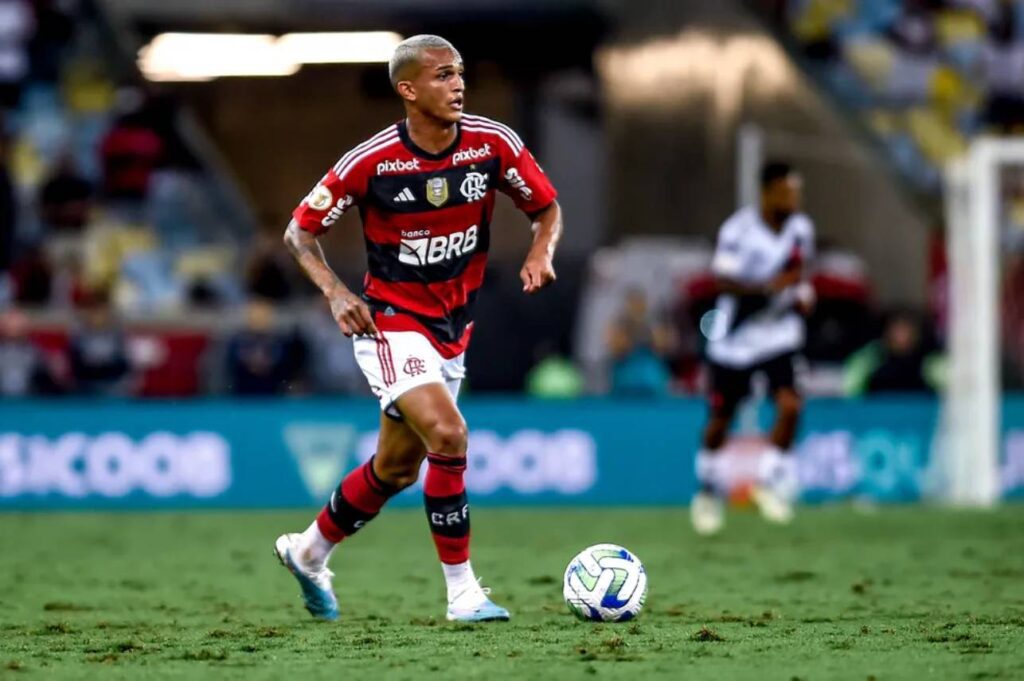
[327,286,379,338]
[520,254,556,294]
[769,267,801,293]
[795,282,816,316]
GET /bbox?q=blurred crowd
[0,0,244,316]
[766,0,1024,190]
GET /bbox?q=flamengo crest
[460,172,489,203]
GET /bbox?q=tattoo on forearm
[284,222,344,296]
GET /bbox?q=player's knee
[424,418,468,455]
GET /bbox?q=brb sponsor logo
[0,431,231,499]
[356,429,598,495]
[398,225,479,267]
[452,143,491,165]
[376,158,421,174]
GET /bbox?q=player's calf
[289,455,404,574]
[424,452,509,622]
[425,452,471,567]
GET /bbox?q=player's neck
[760,206,784,233]
[404,112,458,155]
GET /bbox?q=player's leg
[692,363,748,535]
[752,354,802,523]
[275,331,428,620]
[394,382,509,622]
[275,412,423,620]
[302,412,424,564]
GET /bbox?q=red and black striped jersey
[292,114,558,358]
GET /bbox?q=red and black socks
[316,455,398,543]
[423,453,470,565]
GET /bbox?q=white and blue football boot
[445,581,510,622]
[274,533,339,621]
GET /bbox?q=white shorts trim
[353,330,465,415]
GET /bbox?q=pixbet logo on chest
[376,158,421,174]
[452,143,492,165]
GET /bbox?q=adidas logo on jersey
[452,143,492,165]
[393,187,415,203]
[377,158,420,174]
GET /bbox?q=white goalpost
[941,137,1024,507]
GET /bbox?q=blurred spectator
[980,1,1024,132]
[10,244,51,304]
[525,342,584,399]
[843,311,944,395]
[606,288,673,396]
[0,307,60,395]
[38,154,93,232]
[0,0,34,109]
[886,0,938,56]
[68,293,133,395]
[0,126,14,277]
[299,301,367,395]
[27,0,77,83]
[246,232,295,301]
[99,97,165,202]
[225,299,302,396]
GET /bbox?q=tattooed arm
[283,219,378,338]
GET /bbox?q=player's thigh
[708,361,750,418]
[765,354,799,404]
[394,381,468,454]
[374,411,427,473]
[353,330,447,418]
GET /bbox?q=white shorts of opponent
[353,330,465,419]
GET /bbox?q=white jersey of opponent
[706,206,815,368]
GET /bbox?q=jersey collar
[397,119,462,161]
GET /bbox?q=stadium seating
[780,0,1024,191]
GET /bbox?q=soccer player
[691,162,815,536]
[273,35,562,621]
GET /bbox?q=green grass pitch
[1,506,1023,680]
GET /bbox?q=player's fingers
[354,304,376,334]
[527,269,542,293]
[337,318,353,337]
[364,315,381,339]
[520,267,532,292]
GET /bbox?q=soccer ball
[563,543,647,622]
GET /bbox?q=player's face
[764,174,802,221]
[410,48,465,124]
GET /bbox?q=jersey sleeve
[291,161,367,236]
[710,218,747,279]
[498,146,557,215]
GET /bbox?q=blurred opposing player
[273,35,562,622]
[691,162,815,536]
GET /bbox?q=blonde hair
[388,34,460,88]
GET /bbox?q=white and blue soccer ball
[563,543,647,622]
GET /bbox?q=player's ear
[395,81,416,103]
